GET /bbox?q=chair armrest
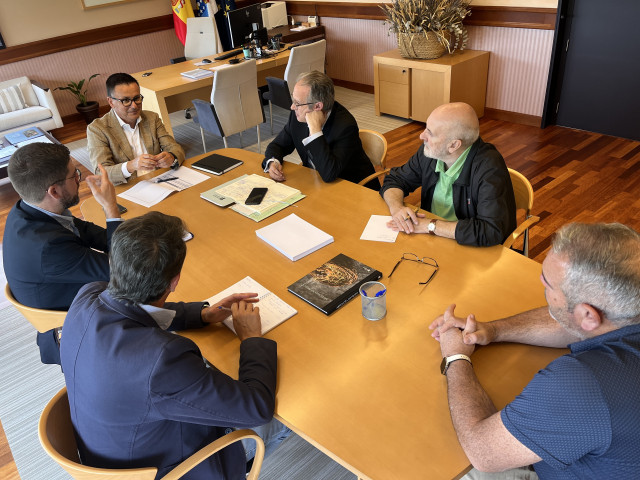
[161,429,264,480]
[31,81,50,92]
[357,168,390,186]
[32,82,64,129]
[502,215,540,249]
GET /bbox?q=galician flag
[172,0,195,45]
[196,0,218,17]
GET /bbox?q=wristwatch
[427,219,437,235]
[169,153,180,170]
[440,354,472,375]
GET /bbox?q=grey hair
[296,70,334,112]
[551,222,640,325]
[108,212,187,305]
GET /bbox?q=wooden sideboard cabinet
[373,49,490,122]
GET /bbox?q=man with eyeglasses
[430,222,640,479]
[262,71,379,190]
[3,143,122,365]
[87,72,184,185]
[380,102,516,247]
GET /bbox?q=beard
[61,191,80,210]
[423,142,449,161]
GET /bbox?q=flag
[196,0,218,17]
[172,0,195,45]
[214,0,236,51]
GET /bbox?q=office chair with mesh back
[191,59,265,153]
[39,387,265,480]
[263,39,327,134]
[503,168,540,257]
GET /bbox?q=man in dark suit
[61,212,288,479]
[262,70,379,190]
[87,72,185,185]
[3,143,122,364]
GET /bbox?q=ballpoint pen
[404,206,419,221]
[156,177,178,183]
[217,306,232,311]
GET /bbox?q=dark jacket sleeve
[164,301,208,331]
[150,336,277,427]
[380,145,429,198]
[453,142,517,247]
[263,113,297,168]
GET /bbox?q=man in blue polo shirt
[380,102,516,247]
[430,222,640,479]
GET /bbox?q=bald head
[430,102,480,149]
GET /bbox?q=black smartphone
[117,203,127,214]
[245,187,268,205]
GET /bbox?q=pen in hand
[217,306,232,311]
[156,177,178,183]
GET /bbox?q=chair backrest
[39,387,265,480]
[359,129,388,170]
[210,59,264,137]
[284,39,326,95]
[4,283,67,333]
[185,17,223,60]
[39,387,158,480]
[508,168,534,216]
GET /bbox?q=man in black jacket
[262,71,379,190]
[380,102,516,247]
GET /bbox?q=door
[543,0,640,141]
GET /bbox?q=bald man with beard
[380,102,516,247]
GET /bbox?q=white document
[255,213,334,261]
[360,215,399,243]
[205,276,297,335]
[117,167,209,207]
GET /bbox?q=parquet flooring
[1,117,639,478]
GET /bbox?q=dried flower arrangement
[381,0,471,58]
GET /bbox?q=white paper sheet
[117,166,209,207]
[360,215,399,243]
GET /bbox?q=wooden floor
[1,117,639,477]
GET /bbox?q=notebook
[180,68,215,79]
[255,213,333,261]
[204,276,297,335]
[191,154,243,175]
[287,254,382,315]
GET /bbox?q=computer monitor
[227,4,264,49]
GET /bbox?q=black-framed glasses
[110,94,144,107]
[388,252,439,286]
[292,100,314,109]
[49,168,81,189]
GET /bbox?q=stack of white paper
[255,213,333,261]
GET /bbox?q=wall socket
[308,16,318,27]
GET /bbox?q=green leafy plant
[54,74,100,106]
[381,0,471,53]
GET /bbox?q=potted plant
[381,0,471,59]
[55,73,100,124]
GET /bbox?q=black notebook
[191,154,243,175]
[287,253,382,315]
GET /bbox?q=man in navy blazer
[262,71,379,190]
[3,143,122,364]
[61,212,286,479]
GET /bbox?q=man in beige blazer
[87,73,185,185]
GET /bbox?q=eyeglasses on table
[388,252,439,286]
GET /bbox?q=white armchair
[0,76,63,137]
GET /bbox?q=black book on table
[287,253,382,315]
[191,153,243,175]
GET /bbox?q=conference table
[81,149,565,480]
[132,49,291,138]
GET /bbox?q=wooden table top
[81,149,563,480]
[132,49,291,95]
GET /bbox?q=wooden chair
[357,129,390,187]
[38,387,265,480]
[503,168,540,257]
[4,283,66,333]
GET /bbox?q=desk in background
[81,149,564,480]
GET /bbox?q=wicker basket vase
[398,31,448,60]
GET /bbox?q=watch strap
[440,354,472,375]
